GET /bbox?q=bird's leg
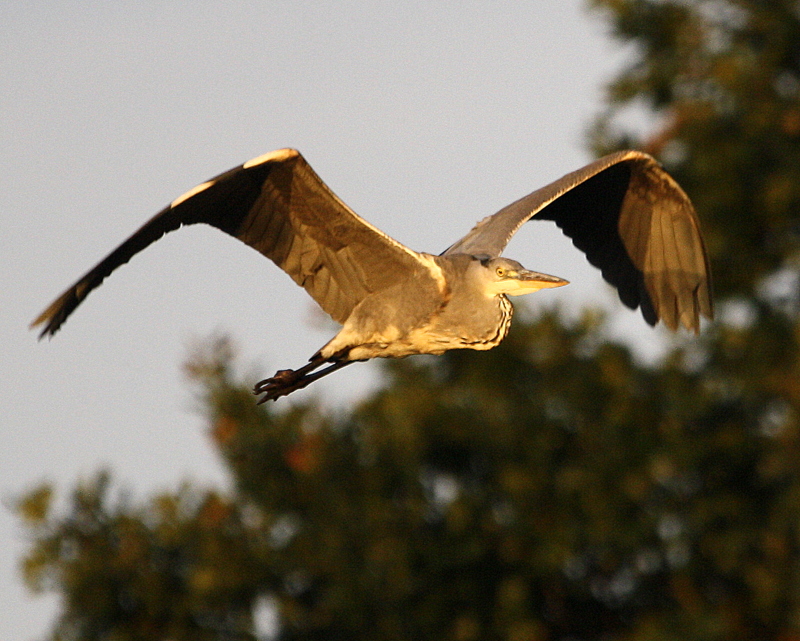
[254,357,322,393]
[253,354,354,403]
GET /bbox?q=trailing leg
[253,354,354,403]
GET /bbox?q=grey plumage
[32,148,712,401]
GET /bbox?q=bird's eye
[495,267,506,277]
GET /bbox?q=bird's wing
[32,148,441,337]
[444,150,713,332]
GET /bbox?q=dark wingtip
[30,288,78,340]
[30,312,61,340]
[30,310,55,340]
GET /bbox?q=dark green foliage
[19,470,261,641]
[18,311,800,640]
[590,0,800,304]
[17,1,800,639]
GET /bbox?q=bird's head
[479,257,568,297]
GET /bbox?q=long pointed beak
[501,269,569,297]
[518,270,569,289]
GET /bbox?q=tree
[18,2,800,639]
[590,0,800,305]
[18,308,800,640]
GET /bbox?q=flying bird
[32,148,713,402]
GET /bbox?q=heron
[32,148,713,402]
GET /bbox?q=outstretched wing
[32,148,439,337]
[444,150,713,332]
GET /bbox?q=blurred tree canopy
[17,1,800,640]
[590,0,800,305]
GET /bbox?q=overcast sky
[0,3,670,638]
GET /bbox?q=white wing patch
[170,149,299,209]
[242,148,299,169]
[171,180,215,208]
[416,253,447,295]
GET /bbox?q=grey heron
[32,148,713,402]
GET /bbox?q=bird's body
[319,254,563,362]
[32,148,713,401]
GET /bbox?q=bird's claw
[253,358,350,403]
[254,369,297,391]
[254,370,296,403]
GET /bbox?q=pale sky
[0,3,665,639]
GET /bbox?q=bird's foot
[253,368,310,403]
[253,359,354,404]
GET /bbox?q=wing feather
[445,150,713,332]
[32,149,438,337]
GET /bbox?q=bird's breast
[321,282,513,361]
[412,293,514,353]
